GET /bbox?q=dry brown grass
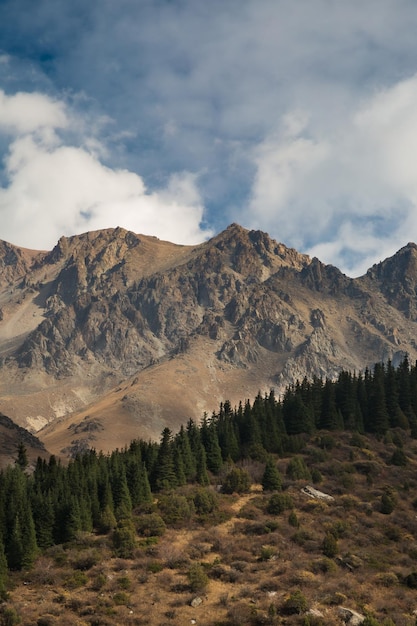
[5,432,417,625]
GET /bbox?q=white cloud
[245,73,417,276]
[0,90,68,135]
[0,91,212,249]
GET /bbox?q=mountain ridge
[0,224,416,458]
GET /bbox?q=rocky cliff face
[0,224,416,457]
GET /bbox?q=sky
[1,1,417,276]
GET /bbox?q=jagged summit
[0,225,417,457]
[364,242,417,318]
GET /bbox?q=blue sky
[1,1,417,275]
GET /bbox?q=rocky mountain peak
[365,242,417,319]
[1,225,417,456]
[0,240,45,288]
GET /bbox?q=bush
[113,591,130,606]
[405,571,417,588]
[322,532,338,558]
[288,510,299,528]
[281,590,308,615]
[380,492,395,515]
[72,549,101,570]
[261,457,282,492]
[267,493,294,515]
[222,467,251,494]
[135,513,166,537]
[188,563,209,592]
[390,447,407,466]
[311,468,322,484]
[286,457,311,481]
[158,493,195,525]
[192,487,219,516]
[0,607,20,626]
[112,518,136,558]
[63,570,88,589]
[259,545,275,561]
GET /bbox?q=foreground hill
[3,429,417,625]
[1,224,417,455]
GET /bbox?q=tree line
[0,357,416,589]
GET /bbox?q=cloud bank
[3,1,417,274]
[0,91,212,249]
[244,75,417,275]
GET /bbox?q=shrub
[281,590,308,615]
[267,493,294,515]
[0,607,20,626]
[261,457,282,492]
[158,493,195,525]
[380,492,395,515]
[350,433,366,448]
[288,510,299,527]
[113,591,130,606]
[311,468,322,484]
[259,545,275,561]
[362,617,381,626]
[222,467,251,494]
[322,532,338,558]
[192,487,219,516]
[72,549,101,570]
[63,570,88,589]
[147,560,164,573]
[310,557,337,574]
[286,456,311,481]
[135,513,166,537]
[188,563,209,592]
[117,575,132,590]
[405,571,417,588]
[390,447,407,466]
[112,518,136,558]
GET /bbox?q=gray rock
[338,606,365,625]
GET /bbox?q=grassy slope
[3,430,417,625]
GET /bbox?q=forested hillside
[1,358,417,624]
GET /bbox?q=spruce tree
[200,416,223,474]
[153,428,177,491]
[196,445,210,486]
[261,457,282,491]
[15,442,28,470]
[367,363,389,434]
[319,379,341,430]
[175,426,196,480]
[0,536,8,600]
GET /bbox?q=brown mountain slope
[0,225,417,458]
[0,412,48,468]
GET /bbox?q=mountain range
[1,223,417,463]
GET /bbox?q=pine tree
[319,379,341,430]
[367,363,389,434]
[15,442,28,470]
[282,387,314,435]
[31,490,55,549]
[200,416,223,474]
[112,518,136,558]
[261,457,282,491]
[175,426,196,480]
[153,428,177,491]
[196,445,210,486]
[0,536,8,600]
[173,446,187,486]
